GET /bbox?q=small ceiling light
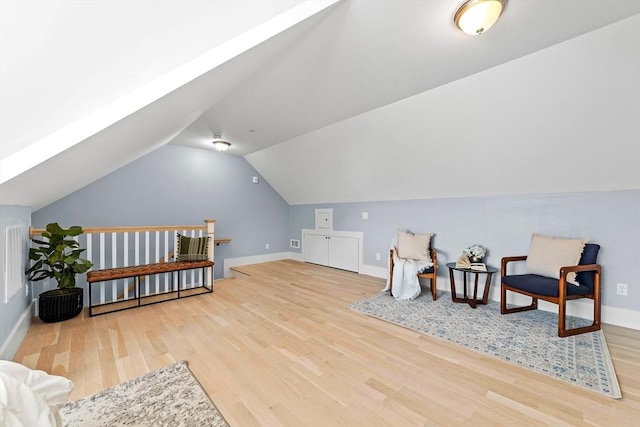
[454,0,507,35]
[213,141,230,152]
[212,134,231,152]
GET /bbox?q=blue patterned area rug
[349,291,621,398]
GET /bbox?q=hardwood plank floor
[14,259,640,426]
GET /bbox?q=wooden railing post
[205,219,216,288]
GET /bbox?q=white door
[328,236,359,272]
[303,234,329,266]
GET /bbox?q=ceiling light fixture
[454,0,507,35]
[212,134,231,152]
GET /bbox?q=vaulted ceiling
[1,0,639,209]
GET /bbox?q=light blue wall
[32,145,290,281]
[28,143,640,315]
[289,190,640,311]
[0,205,32,360]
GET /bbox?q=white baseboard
[359,264,387,278]
[502,289,640,330]
[289,251,303,262]
[358,262,639,331]
[0,300,35,360]
[600,305,640,330]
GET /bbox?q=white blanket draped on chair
[383,246,433,300]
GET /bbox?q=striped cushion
[176,234,209,262]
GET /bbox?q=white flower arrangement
[463,244,486,259]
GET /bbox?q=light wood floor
[14,260,640,426]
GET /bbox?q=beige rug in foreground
[59,361,228,426]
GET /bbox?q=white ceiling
[247,15,640,204]
[1,0,639,209]
[171,0,640,156]
[0,0,304,158]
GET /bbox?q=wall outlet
[290,239,300,248]
[375,252,381,261]
[616,283,628,296]
[252,176,259,184]
[362,212,368,220]
[265,243,269,250]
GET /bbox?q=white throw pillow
[524,234,587,285]
[0,361,73,427]
[397,230,432,262]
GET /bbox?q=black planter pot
[38,287,84,323]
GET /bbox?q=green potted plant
[26,223,93,322]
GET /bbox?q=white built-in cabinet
[302,229,362,273]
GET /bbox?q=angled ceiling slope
[242,6,640,205]
[0,0,339,209]
[172,0,640,156]
[1,1,638,210]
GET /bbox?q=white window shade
[4,225,26,303]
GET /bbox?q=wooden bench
[87,260,214,316]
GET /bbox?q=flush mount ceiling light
[454,0,507,35]
[212,134,231,152]
[213,141,230,152]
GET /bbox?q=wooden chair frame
[500,256,601,337]
[389,248,438,300]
